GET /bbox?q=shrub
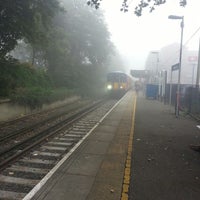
[10,87,52,110]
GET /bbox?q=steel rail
[0,100,105,170]
[0,100,100,143]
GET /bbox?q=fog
[101,0,200,72]
[3,0,200,98]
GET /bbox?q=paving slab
[31,91,135,200]
[38,174,94,200]
[129,96,200,200]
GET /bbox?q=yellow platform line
[121,93,137,200]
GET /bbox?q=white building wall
[145,43,198,85]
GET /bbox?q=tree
[0,0,61,59]
[87,0,187,16]
[45,0,114,87]
[61,0,114,66]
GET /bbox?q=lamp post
[151,51,159,72]
[151,51,159,83]
[196,39,200,89]
[168,15,184,117]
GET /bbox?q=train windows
[107,72,127,83]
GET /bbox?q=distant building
[145,43,198,85]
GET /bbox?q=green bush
[0,59,106,109]
[10,87,52,110]
[0,60,52,96]
[47,88,76,103]
[0,59,54,109]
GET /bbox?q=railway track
[0,99,104,168]
[0,99,93,143]
[0,97,122,200]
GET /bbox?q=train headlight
[107,84,112,90]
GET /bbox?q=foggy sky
[101,0,200,72]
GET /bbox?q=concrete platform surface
[30,91,135,200]
[129,95,200,200]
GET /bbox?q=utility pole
[168,15,184,117]
[196,39,200,89]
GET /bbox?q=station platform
[27,91,135,200]
[25,90,200,200]
[128,94,200,200]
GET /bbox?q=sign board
[171,63,179,71]
[188,56,198,62]
[130,70,149,78]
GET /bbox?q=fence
[164,84,200,115]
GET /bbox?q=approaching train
[106,71,133,97]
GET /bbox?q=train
[106,71,133,98]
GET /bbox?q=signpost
[171,63,179,71]
[130,70,149,78]
[170,63,179,107]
